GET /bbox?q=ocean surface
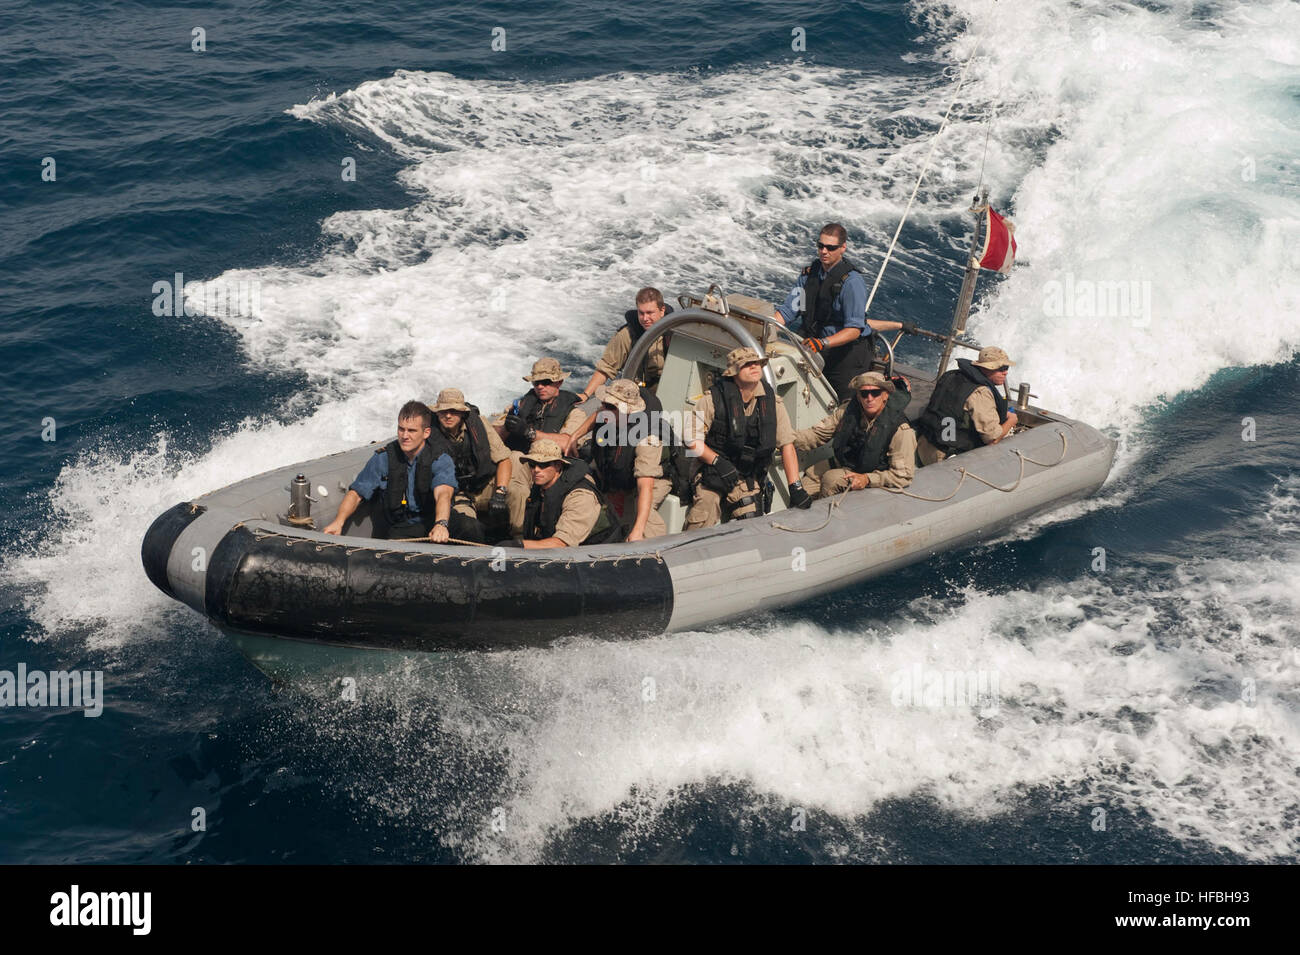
[1,0,1297,863]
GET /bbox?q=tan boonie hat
[849,371,895,394]
[723,346,769,377]
[431,388,471,413]
[520,438,567,467]
[973,346,1014,370]
[523,357,568,382]
[595,378,646,415]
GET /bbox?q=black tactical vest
[915,360,1007,455]
[434,406,496,495]
[801,256,858,333]
[592,410,664,492]
[505,390,582,453]
[703,378,777,480]
[830,391,911,474]
[380,440,438,527]
[522,460,622,545]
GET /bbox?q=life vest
[585,385,692,505]
[379,440,438,527]
[522,460,623,545]
[702,378,777,483]
[433,406,496,495]
[590,410,673,492]
[591,426,644,493]
[505,389,582,453]
[801,257,858,333]
[830,389,911,473]
[915,359,1008,455]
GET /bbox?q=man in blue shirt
[774,222,913,399]
[323,400,465,542]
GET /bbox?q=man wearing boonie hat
[585,379,677,541]
[682,346,808,529]
[430,387,524,539]
[577,286,676,400]
[511,438,621,548]
[914,345,1019,465]
[497,357,587,455]
[791,371,916,496]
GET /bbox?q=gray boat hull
[142,410,1114,665]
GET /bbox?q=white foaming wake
[423,479,1300,862]
[926,0,1300,452]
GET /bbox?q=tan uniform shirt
[633,433,665,479]
[966,388,1005,446]
[551,485,601,547]
[596,326,667,384]
[685,381,795,449]
[793,404,917,489]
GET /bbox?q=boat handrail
[670,288,895,382]
[622,307,778,390]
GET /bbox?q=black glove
[503,413,528,437]
[788,483,812,509]
[899,322,921,335]
[489,487,509,525]
[710,456,741,491]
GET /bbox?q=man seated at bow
[323,400,465,542]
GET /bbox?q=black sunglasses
[992,366,1009,373]
[816,241,843,251]
[532,379,560,388]
[858,388,887,399]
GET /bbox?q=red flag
[978,206,1017,274]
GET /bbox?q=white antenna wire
[863,39,984,319]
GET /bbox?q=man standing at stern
[774,223,913,399]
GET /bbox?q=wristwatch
[495,485,507,493]
[434,519,449,528]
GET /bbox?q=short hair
[634,287,664,307]
[818,223,848,244]
[397,400,432,429]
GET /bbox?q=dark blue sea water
[2,0,1297,863]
